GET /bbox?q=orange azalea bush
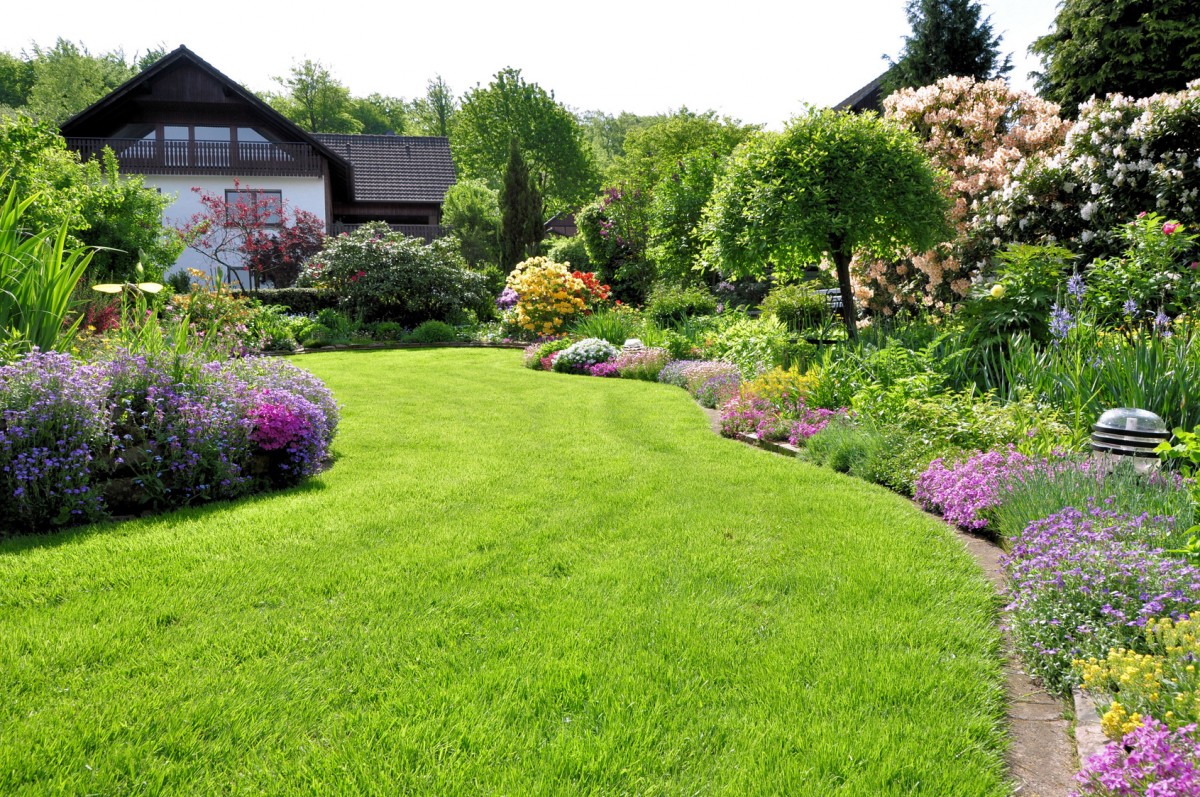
[854,77,1068,314]
[505,257,610,336]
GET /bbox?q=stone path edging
[1073,689,1107,768]
[703,406,1079,796]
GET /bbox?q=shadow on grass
[0,477,332,557]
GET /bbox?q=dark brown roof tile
[313,134,456,204]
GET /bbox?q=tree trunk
[831,247,859,341]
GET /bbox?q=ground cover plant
[0,348,1008,795]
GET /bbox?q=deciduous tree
[179,182,325,289]
[350,93,408,135]
[442,178,500,269]
[453,68,597,213]
[704,109,951,338]
[409,75,457,137]
[267,60,362,134]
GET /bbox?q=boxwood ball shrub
[298,222,490,326]
[552,338,619,374]
[405,320,459,344]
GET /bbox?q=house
[833,70,893,115]
[60,45,456,281]
[543,212,577,238]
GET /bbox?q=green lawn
[0,349,1008,795]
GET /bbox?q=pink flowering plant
[858,76,1068,314]
[1075,719,1200,796]
[916,447,1038,530]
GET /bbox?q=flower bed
[1002,505,1197,695]
[0,349,339,535]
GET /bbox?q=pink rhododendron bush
[857,77,1068,314]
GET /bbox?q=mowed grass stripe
[0,348,1007,795]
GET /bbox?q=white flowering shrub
[974,80,1200,263]
[552,337,620,372]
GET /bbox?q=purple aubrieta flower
[1002,505,1200,694]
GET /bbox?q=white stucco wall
[149,174,326,286]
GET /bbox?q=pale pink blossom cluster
[854,77,1068,313]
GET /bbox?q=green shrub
[960,243,1074,343]
[405,320,460,344]
[299,323,334,347]
[0,184,93,357]
[245,287,338,315]
[545,235,592,272]
[372,321,406,341]
[854,430,966,496]
[298,222,489,325]
[569,307,642,345]
[645,283,718,327]
[711,316,790,377]
[316,308,354,340]
[760,282,827,332]
[805,420,877,473]
[246,304,300,351]
[523,337,574,369]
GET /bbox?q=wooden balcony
[330,222,448,243]
[65,137,326,177]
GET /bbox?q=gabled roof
[60,45,352,189]
[833,70,893,114]
[313,134,455,204]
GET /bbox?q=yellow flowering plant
[1075,616,1200,740]
[505,256,591,337]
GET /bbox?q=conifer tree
[883,0,1012,94]
[1032,0,1200,117]
[500,139,543,269]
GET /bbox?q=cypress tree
[500,139,544,269]
[883,0,1012,94]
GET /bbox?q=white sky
[5,0,1059,129]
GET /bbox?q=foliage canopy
[1032,0,1200,116]
[704,108,951,336]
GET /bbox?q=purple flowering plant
[1075,719,1200,796]
[0,350,110,532]
[1002,505,1200,694]
[0,347,341,534]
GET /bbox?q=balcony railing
[330,222,448,243]
[65,138,325,177]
